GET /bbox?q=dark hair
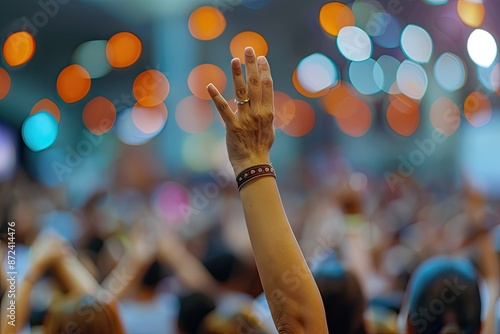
[406,256,481,334]
[203,249,243,283]
[141,260,167,288]
[313,260,367,334]
[177,292,216,334]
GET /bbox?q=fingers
[244,47,261,105]
[207,83,236,126]
[258,56,274,112]
[232,58,249,112]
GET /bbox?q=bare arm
[207,47,327,333]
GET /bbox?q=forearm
[240,177,327,333]
[53,256,99,297]
[101,253,150,300]
[158,241,218,296]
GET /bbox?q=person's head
[203,248,247,291]
[404,256,481,334]
[313,259,367,334]
[177,292,216,334]
[44,295,124,334]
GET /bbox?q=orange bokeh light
[319,2,355,36]
[133,70,170,107]
[106,32,142,68]
[0,67,11,100]
[274,91,295,129]
[189,6,226,40]
[429,97,461,136]
[282,100,315,137]
[386,95,420,136]
[457,0,485,27]
[31,98,61,123]
[131,103,168,134]
[335,97,372,137]
[464,92,492,128]
[188,64,226,100]
[230,31,268,64]
[176,96,214,133]
[321,81,358,118]
[292,69,329,98]
[3,32,36,67]
[83,97,116,135]
[56,64,91,103]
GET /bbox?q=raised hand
[207,47,275,175]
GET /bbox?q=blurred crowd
[1,146,499,333]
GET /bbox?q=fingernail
[245,47,253,55]
[232,58,241,68]
[257,56,267,64]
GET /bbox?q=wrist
[232,155,271,175]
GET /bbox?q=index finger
[207,83,236,126]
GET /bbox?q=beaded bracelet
[236,164,276,191]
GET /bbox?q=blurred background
[0,0,499,199]
[1,0,500,333]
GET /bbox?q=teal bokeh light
[22,111,59,152]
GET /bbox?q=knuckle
[216,102,228,111]
[262,78,273,88]
[236,88,247,98]
[246,56,256,64]
[249,77,260,86]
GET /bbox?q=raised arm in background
[1,233,72,334]
[207,47,328,334]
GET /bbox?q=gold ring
[235,98,250,105]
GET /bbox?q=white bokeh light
[397,60,428,100]
[401,24,433,63]
[296,53,339,93]
[337,26,372,61]
[467,29,498,68]
[434,52,467,92]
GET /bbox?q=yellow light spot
[230,31,268,64]
[464,92,491,127]
[457,0,485,27]
[189,6,226,40]
[106,32,142,68]
[188,64,226,100]
[3,32,36,67]
[133,70,170,107]
[386,95,420,136]
[56,64,91,103]
[319,2,355,36]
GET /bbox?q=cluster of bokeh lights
[0,0,499,158]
